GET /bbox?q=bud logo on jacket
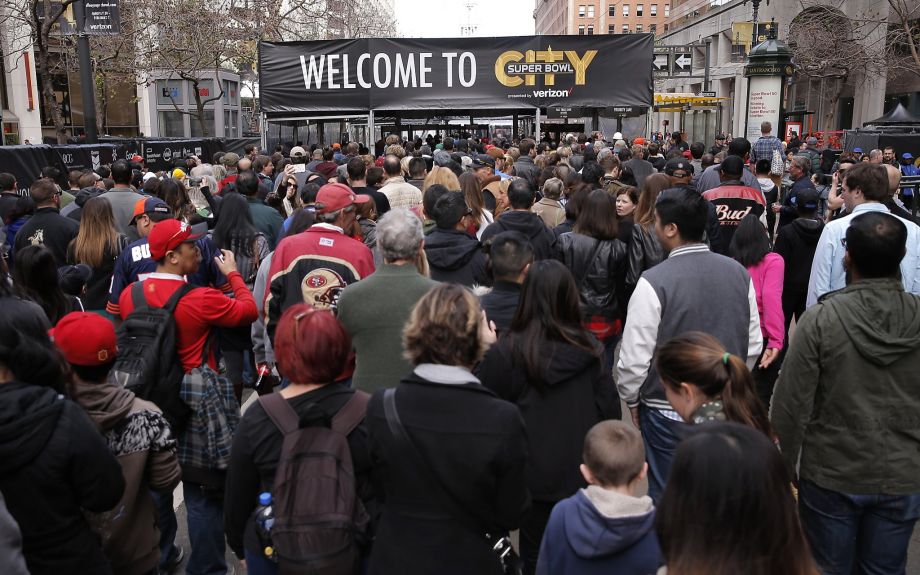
[494,48,597,88]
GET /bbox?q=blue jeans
[184,482,227,575]
[798,479,920,575]
[152,490,179,569]
[639,406,688,504]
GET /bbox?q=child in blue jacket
[536,421,663,575]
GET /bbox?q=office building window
[608,24,616,33]
[587,4,594,17]
[587,25,594,34]
[579,4,585,16]
[622,24,629,32]
[609,4,615,16]
[158,110,184,137]
[664,3,669,16]
[650,3,657,15]
[650,23,657,33]
[636,3,643,16]
[636,23,643,32]
[579,24,585,34]
[622,3,629,16]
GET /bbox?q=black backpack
[110,281,194,433]
[259,391,370,575]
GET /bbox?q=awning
[654,93,727,106]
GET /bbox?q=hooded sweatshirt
[774,218,824,300]
[62,186,104,222]
[423,228,489,286]
[72,380,181,575]
[772,278,920,494]
[478,339,621,501]
[537,487,662,575]
[480,210,558,261]
[0,382,125,575]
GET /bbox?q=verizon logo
[532,88,574,98]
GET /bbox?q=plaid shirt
[177,365,239,472]
[751,135,784,165]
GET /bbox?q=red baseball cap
[148,219,202,260]
[315,183,371,215]
[50,312,117,366]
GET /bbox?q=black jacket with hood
[478,338,621,502]
[480,210,558,261]
[0,381,125,575]
[774,217,824,304]
[423,228,489,286]
[62,186,104,223]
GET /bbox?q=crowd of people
[0,124,918,575]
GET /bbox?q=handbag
[382,388,522,575]
[770,148,785,176]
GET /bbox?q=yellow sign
[494,48,597,87]
[731,22,776,51]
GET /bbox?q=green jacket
[336,263,438,393]
[246,196,284,249]
[772,278,920,494]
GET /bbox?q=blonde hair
[422,165,461,192]
[72,197,122,268]
[403,284,485,368]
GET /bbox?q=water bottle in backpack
[255,492,277,563]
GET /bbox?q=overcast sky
[395,0,535,38]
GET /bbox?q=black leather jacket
[626,223,664,300]
[556,232,627,319]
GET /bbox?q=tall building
[535,0,671,36]
[654,0,920,145]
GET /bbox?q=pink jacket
[748,252,785,350]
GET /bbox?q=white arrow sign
[674,53,692,70]
[653,54,669,71]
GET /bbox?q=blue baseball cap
[903,152,915,160]
[853,147,863,153]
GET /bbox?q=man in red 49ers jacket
[265,183,376,341]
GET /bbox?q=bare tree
[789,0,920,130]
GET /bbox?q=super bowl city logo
[494,48,597,99]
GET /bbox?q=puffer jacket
[626,223,664,299]
[556,232,628,320]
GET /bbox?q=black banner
[83,0,120,35]
[54,144,119,173]
[258,35,653,114]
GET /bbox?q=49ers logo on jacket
[302,269,347,310]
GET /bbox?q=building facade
[654,0,920,146]
[535,0,671,35]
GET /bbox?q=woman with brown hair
[366,283,528,575]
[66,197,127,311]
[626,172,671,299]
[458,171,492,239]
[159,178,204,225]
[655,331,772,437]
[615,185,639,244]
[556,189,628,373]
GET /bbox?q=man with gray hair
[337,208,439,392]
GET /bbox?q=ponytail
[656,332,772,438]
[721,353,773,437]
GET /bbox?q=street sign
[653,53,670,77]
[673,52,693,75]
[698,91,716,97]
